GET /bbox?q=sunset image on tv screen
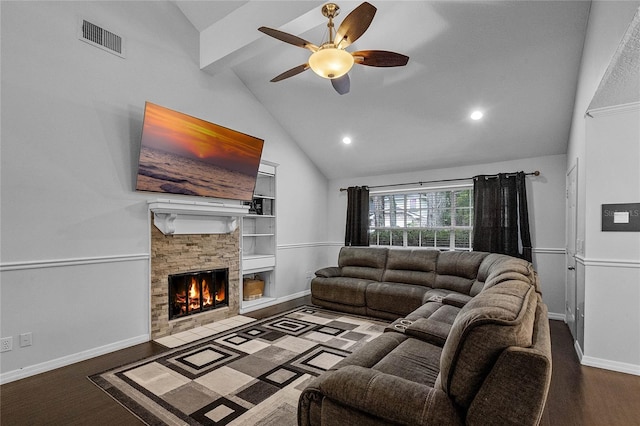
[136,102,264,201]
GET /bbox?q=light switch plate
[19,332,33,347]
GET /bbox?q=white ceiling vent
[78,18,125,58]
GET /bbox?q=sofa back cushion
[438,280,537,410]
[434,251,488,295]
[338,247,388,282]
[381,248,439,287]
[477,254,538,294]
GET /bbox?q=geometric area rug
[89,306,388,425]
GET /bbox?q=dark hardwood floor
[540,321,640,426]
[1,296,639,425]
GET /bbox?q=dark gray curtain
[345,186,369,246]
[472,172,532,261]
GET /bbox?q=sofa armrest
[442,293,472,308]
[466,346,551,425]
[315,267,342,278]
[466,300,552,426]
[300,365,463,426]
[405,318,452,346]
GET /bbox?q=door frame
[565,161,578,339]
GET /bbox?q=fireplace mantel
[148,199,249,235]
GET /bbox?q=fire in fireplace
[168,268,228,320]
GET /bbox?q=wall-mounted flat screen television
[135,102,264,202]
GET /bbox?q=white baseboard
[547,312,566,321]
[574,339,584,361]
[0,334,149,385]
[581,355,640,376]
[277,289,312,303]
[240,289,311,314]
[573,339,639,376]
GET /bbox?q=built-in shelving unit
[240,161,277,312]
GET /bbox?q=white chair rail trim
[0,253,149,272]
[576,255,640,269]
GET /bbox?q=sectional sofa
[299,246,552,425]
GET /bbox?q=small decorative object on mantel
[246,199,258,215]
[602,203,640,231]
[252,198,273,216]
[254,198,263,215]
[262,199,273,215]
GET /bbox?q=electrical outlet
[20,332,33,348]
[1,337,13,352]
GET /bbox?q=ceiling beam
[198,1,325,74]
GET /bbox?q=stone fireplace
[148,199,248,339]
[168,268,229,320]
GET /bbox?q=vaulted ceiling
[175,1,592,180]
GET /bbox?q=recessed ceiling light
[470,110,483,120]
[342,136,352,145]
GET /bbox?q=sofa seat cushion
[366,282,429,316]
[333,332,408,371]
[308,366,464,426]
[439,280,538,410]
[311,277,371,307]
[333,330,441,387]
[373,337,442,387]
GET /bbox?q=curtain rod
[339,171,540,192]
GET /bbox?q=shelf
[243,254,275,271]
[242,160,277,312]
[243,253,274,259]
[148,199,247,235]
[241,296,277,312]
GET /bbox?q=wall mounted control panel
[601,203,640,231]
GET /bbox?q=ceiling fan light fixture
[308,47,354,79]
[259,2,408,93]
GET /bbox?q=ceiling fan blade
[270,64,309,82]
[258,27,318,51]
[352,50,409,67]
[331,74,350,95]
[335,2,377,49]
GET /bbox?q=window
[369,187,473,250]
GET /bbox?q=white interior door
[566,163,578,339]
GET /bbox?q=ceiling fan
[258,2,409,95]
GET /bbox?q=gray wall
[566,1,640,374]
[0,1,328,382]
[327,154,568,318]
